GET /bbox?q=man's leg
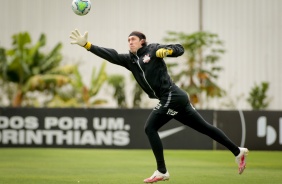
[144,110,172,173]
[143,110,172,183]
[174,105,240,156]
[174,104,249,174]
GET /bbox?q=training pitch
[0,149,281,184]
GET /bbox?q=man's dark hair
[128,31,147,46]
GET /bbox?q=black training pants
[144,85,239,172]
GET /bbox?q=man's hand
[70,29,91,49]
[156,48,173,58]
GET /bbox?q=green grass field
[0,149,281,184]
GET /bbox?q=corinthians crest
[143,54,151,63]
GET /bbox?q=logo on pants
[167,109,178,116]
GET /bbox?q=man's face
[128,36,143,54]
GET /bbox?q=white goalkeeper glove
[70,29,91,50]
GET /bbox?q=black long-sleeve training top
[88,43,184,99]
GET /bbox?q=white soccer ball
[72,0,91,16]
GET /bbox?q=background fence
[1,107,281,150]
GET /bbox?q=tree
[131,75,145,108]
[163,31,226,107]
[0,32,71,106]
[107,75,127,108]
[0,32,108,107]
[45,62,108,108]
[106,74,145,108]
[247,82,270,110]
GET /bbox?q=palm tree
[107,74,127,108]
[47,61,108,107]
[0,32,75,107]
[163,31,226,107]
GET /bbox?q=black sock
[157,160,167,174]
[234,147,241,157]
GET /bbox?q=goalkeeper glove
[70,29,91,50]
[156,48,173,58]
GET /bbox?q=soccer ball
[72,0,91,16]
